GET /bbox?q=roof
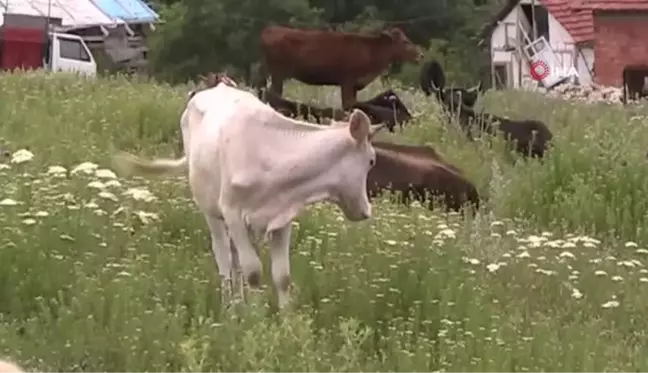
[0,0,118,27]
[580,0,648,11]
[479,0,648,45]
[0,0,158,28]
[542,0,592,44]
[90,0,158,24]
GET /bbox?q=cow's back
[261,26,396,85]
[186,85,271,215]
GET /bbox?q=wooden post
[531,0,538,40]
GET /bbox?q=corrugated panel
[91,0,158,23]
[0,0,120,27]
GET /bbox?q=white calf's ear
[348,109,371,143]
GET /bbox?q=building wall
[594,11,648,86]
[490,5,593,88]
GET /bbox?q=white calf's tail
[112,151,188,178]
[0,360,23,373]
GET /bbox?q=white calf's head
[330,109,384,221]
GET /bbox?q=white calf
[114,84,384,309]
[0,360,23,373]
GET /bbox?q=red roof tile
[538,0,593,43]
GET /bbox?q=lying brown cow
[258,25,421,109]
[371,140,462,174]
[368,144,479,213]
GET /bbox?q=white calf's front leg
[268,223,293,309]
[204,214,236,304]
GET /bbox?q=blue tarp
[91,0,158,23]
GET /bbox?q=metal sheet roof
[1,0,118,27]
[90,0,158,23]
[0,0,157,28]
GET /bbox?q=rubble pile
[543,83,624,104]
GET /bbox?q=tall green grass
[1,71,648,371]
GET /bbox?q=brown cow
[367,147,479,213]
[371,140,463,174]
[258,25,421,109]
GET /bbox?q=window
[494,64,509,89]
[521,4,550,42]
[58,37,90,62]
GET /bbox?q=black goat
[447,102,553,158]
[259,88,413,133]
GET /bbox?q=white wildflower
[95,169,117,179]
[435,228,456,240]
[104,180,122,188]
[98,191,118,202]
[11,149,34,164]
[0,198,18,206]
[601,300,620,309]
[71,162,98,175]
[559,251,575,259]
[571,288,583,299]
[490,221,504,228]
[87,181,106,190]
[123,188,156,202]
[135,210,160,224]
[47,165,67,176]
[486,263,500,273]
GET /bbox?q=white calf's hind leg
[229,238,245,299]
[268,223,293,309]
[204,214,236,305]
[222,214,263,295]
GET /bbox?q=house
[478,0,648,90]
[0,0,159,72]
[591,0,648,86]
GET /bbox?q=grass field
[2,71,648,371]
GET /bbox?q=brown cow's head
[380,28,422,64]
